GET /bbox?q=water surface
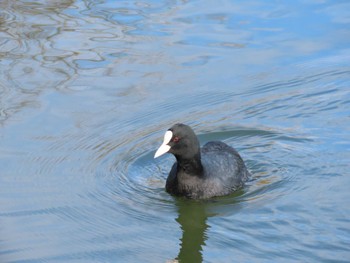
[1,0,350,262]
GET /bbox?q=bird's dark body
[166,141,250,199]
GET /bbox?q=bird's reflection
[173,190,244,263]
[175,199,212,263]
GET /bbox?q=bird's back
[200,141,250,195]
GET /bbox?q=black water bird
[154,123,250,199]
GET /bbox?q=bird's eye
[173,136,180,143]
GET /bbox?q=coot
[154,123,250,199]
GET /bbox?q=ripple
[61,122,314,226]
[14,120,307,232]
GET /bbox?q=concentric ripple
[63,123,315,223]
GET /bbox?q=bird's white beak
[154,130,173,158]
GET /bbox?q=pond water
[1,0,350,262]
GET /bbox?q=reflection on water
[1,0,350,262]
[175,190,248,263]
[176,200,209,263]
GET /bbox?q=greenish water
[0,0,349,262]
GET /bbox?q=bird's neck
[175,153,203,176]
